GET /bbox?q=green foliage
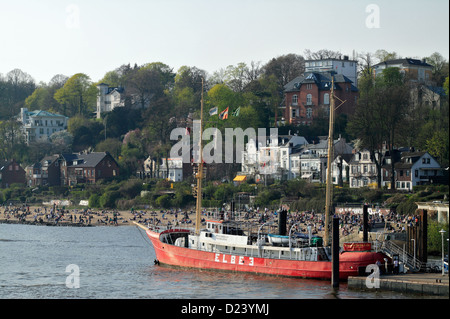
[54,73,97,117]
[428,220,449,255]
[89,194,100,208]
[67,115,103,151]
[155,194,172,208]
[99,190,120,208]
[118,179,143,199]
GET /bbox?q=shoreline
[0,205,188,228]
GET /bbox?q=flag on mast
[219,107,229,120]
[209,107,218,116]
[232,107,240,117]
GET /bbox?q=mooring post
[332,215,340,288]
[363,204,368,242]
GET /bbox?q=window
[292,95,298,105]
[291,108,297,118]
[306,108,312,118]
[324,93,330,105]
[306,94,312,105]
[306,84,312,89]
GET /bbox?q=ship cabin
[205,220,245,235]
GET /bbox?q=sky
[1,0,449,84]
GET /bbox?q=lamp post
[439,229,446,276]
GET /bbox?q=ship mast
[195,78,205,235]
[324,76,335,247]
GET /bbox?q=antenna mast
[195,78,204,235]
[324,76,335,247]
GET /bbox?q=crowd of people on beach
[1,202,419,240]
[0,204,128,226]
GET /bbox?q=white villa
[96,83,125,119]
[18,108,69,144]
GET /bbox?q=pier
[348,272,449,296]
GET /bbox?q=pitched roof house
[25,155,61,187]
[349,150,380,188]
[373,58,433,84]
[0,160,26,188]
[60,152,119,186]
[382,151,443,191]
[282,72,358,126]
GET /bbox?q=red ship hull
[146,229,387,280]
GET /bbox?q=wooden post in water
[332,214,340,288]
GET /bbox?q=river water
[0,223,429,300]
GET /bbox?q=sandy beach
[0,205,195,227]
[0,204,301,236]
[1,204,371,241]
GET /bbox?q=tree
[262,54,304,92]
[444,76,449,96]
[173,65,207,113]
[0,69,36,119]
[426,52,449,86]
[348,68,409,189]
[376,68,410,189]
[0,120,27,161]
[304,49,342,60]
[356,51,376,78]
[374,49,400,62]
[67,115,103,151]
[54,73,97,117]
[49,130,73,153]
[95,138,122,159]
[123,64,170,110]
[426,130,449,166]
[25,76,68,116]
